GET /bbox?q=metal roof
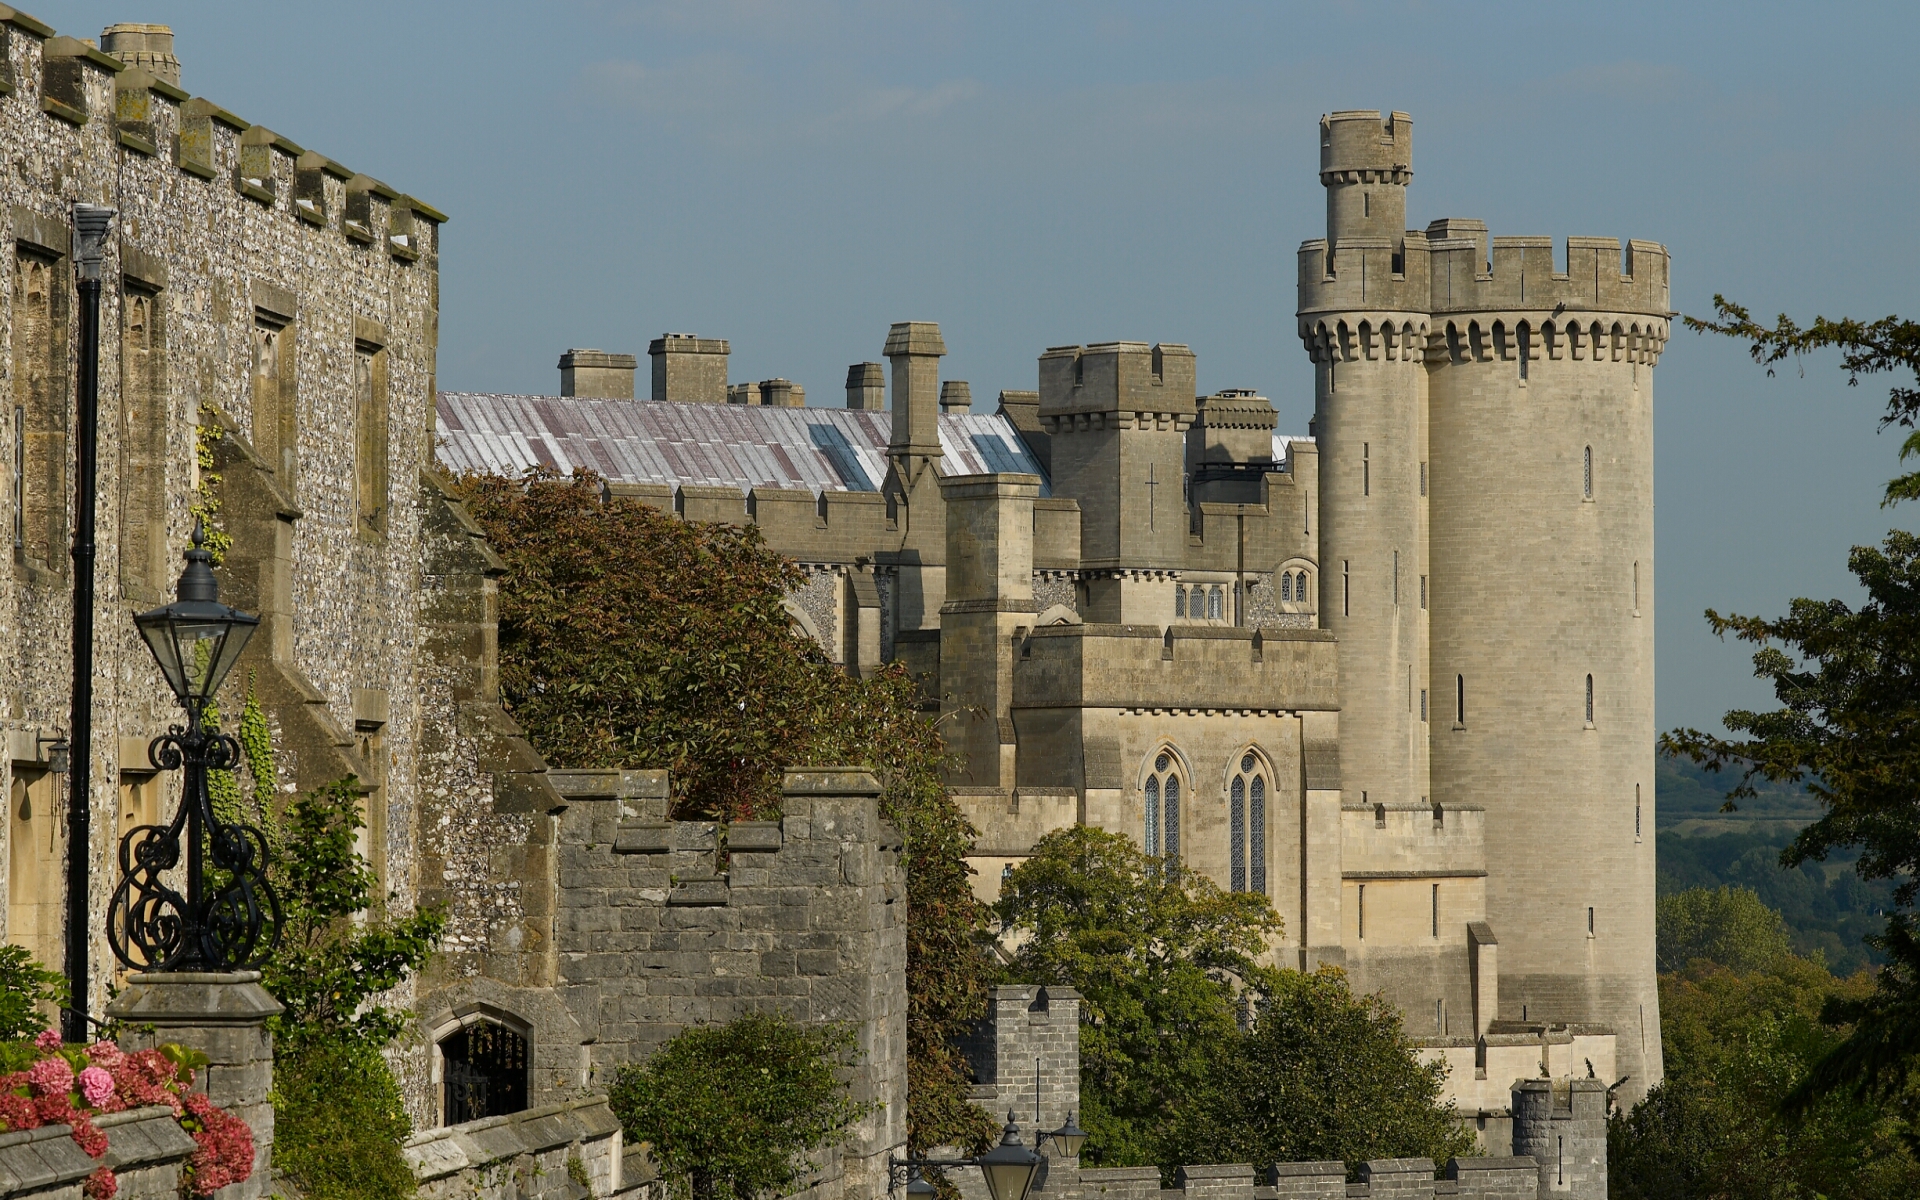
[435,394,1051,496]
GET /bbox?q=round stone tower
[1297,110,1430,814]
[1424,225,1669,1104]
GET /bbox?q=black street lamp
[107,526,280,973]
[888,1110,1088,1200]
[61,202,113,1042]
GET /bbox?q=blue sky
[45,1,1920,733]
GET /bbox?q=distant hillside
[1656,751,1893,974]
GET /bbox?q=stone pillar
[938,473,1039,792]
[885,321,945,456]
[107,971,283,1200]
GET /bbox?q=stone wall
[405,1096,642,1200]
[0,10,442,1032]
[413,766,909,1200]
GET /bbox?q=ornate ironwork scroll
[108,726,282,972]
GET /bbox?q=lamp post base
[106,970,283,1200]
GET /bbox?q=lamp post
[107,525,281,973]
[887,1110,1088,1200]
[62,202,114,1042]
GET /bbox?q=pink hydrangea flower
[33,1029,61,1052]
[84,1042,124,1073]
[26,1056,72,1098]
[77,1066,113,1109]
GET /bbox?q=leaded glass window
[1144,751,1181,861]
[1175,587,1186,619]
[1229,752,1268,895]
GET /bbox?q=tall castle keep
[1301,110,1666,1103]
[443,108,1670,1120]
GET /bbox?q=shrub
[270,1036,417,1200]
[609,1013,874,1200]
[0,943,65,1042]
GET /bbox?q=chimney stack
[100,23,179,84]
[648,333,730,404]
[884,321,945,457]
[558,349,637,399]
[939,381,972,414]
[845,363,885,410]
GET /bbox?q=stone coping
[403,1095,622,1183]
[0,1105,192,1192]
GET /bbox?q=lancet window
[1229,752,1267,895]
[1143,751,1182,860]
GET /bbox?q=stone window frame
[428,1004,535,1130]
[1224,747,1272,897]
[354,317,391,539]
[1138,745,1189,863]
[1276,559,1317,614]
[10,219,72,581]
[118,262,169,599]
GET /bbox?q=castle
[0,7,1656,1187]
[440,111,1669,1116]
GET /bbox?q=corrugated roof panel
[435,394,1051,496]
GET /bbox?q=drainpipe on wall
[64,203,114,1042]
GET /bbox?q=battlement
[535,766,908,1200]
[1038,341,1198,422]
[0,15,443,254]
[1013,623,1338,713]
[1300,228,1671,332]
[1320,109,1412,183]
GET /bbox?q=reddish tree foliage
[454,468,999,1153]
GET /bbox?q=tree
[608,1013,874,1200]
[1169,967,1475,1174]
[1657,886,1794,974]
[1667,297,1920,1112]
[998,827,1468,1175]
[996,825,1281,1169]
[1610,948,1920,1200]
[454,468,998,1154]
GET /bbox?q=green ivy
[190,405,233,565]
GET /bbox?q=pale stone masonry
[440,107,1667,1128]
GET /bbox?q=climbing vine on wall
[190,405,233,565]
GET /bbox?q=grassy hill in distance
[1656,750,1893,974]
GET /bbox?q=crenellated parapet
[1300,225,1670,365]
[0,9,445,254]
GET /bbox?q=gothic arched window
[1279,573,1292,603]
[1144,751,1181,860]
[1207,588,1222,621]
[440,1018,529,1126]
[1174,587,1186,619]
[1229,753,1268,895]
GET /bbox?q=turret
[1321,109,1411,251]
[1038,342,1195,604]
